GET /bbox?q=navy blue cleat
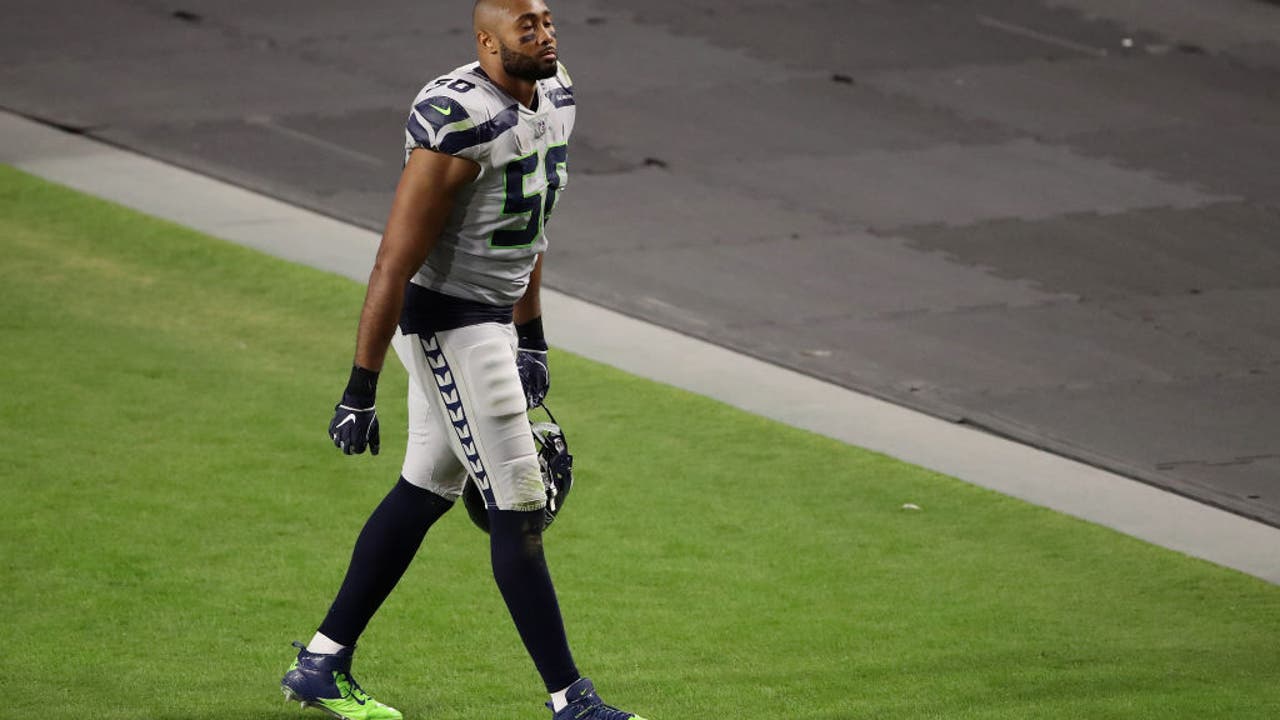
[549,677,647,720]
[281,641,402,720]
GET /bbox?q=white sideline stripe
[2,110,1276,585]
[246,115,388,168]
[976,14,1111,58]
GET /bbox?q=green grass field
[1,163,1278,719]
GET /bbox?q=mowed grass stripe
[0,164,1277,720]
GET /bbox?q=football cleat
[549,677,647,720]
[281,641,402,720]
[463,403,574,533]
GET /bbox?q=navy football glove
[329,395,380,455]
[516,317,549,409]
[329,366,380,455]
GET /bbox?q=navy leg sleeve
[317,477,453,646]
[489,508,580,692]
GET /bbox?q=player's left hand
[329,394,380,455]
[516,347,549,409]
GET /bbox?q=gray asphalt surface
[3,0,1278,525]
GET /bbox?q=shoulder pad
[413,94,472,134]
[407,72,513,158]
[408,102,519,158]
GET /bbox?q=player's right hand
[329,394,380,455]
[516,347,550,409]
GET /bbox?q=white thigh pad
[462,337,527,418]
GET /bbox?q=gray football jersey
[403,61,575,306]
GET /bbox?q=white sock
[550,683,574,712]
[306,632,348,655]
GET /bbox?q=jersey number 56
[492,144,568,248]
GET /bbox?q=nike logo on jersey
[429,103,452,115]
[336,413,357,429]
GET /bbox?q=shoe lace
[336,671,374,704]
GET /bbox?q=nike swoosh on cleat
[336,413,357,428]
[429,103,452,115]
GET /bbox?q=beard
[500,41,558,81]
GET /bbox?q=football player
[280,1,647,719]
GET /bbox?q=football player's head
[475,0,559,82]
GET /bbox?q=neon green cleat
[281,641,403,720]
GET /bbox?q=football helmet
[462,404,574,532]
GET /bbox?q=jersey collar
[474,66,543,113]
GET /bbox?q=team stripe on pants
[419,334,496,507]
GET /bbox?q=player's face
[498,2,558,81]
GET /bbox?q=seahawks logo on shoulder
[415,96,471,132]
